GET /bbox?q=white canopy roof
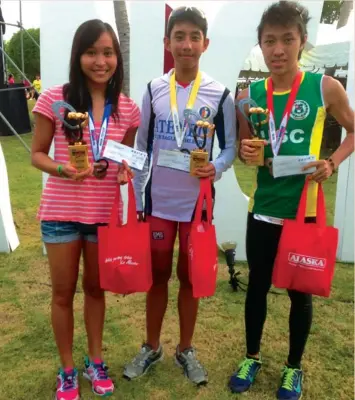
[300,41,349,69]
[242,17,353,76]
[242,42,349,75]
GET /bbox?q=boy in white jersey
[125,7,237,384]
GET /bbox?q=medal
[88,102,111,179]
[170,70,202,149]
[93,159,109,179]
[266,71,303,157]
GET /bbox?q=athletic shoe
[55,368,79,400]
[123,344,163,380]
[276,365,303,400]
[175,346,208,385]
[228,356,262,393]
[83,356,114,397]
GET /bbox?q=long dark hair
[62,19,123,141]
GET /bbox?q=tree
[320,0,342,24]
[114,1,130,96]
[337,0,353,28]
[5,28,40,82]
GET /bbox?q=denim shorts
[41,221,106,244]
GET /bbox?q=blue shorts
[41,221,106,244]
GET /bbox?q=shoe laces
[132,344,154,368]
[60,371,77,391]
[92,362,109,381]
[236,358,256,380]
[281,366,298,391]
[181,349,203,371]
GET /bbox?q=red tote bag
[272,179,338,297]
[188,178,218,298]
[98,180,152,295]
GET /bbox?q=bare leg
[46,240,81,368]
[82,240,105,360]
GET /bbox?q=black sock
[246,354,260,361]
[286,362,301,370]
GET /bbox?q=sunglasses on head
[168,6,207,21]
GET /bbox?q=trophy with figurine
[237,98,269,166]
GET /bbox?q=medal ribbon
[266,71,303,157]
[88,101,112,161]
[170,70,202,148]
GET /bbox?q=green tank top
[248,72,326,219]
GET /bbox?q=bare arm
[31,113,91,180]
[117,127,138,185]
[121,126,138,148]
[31,113,61,176]
[303,76,354,182]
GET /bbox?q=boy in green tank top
[229,2,354,399]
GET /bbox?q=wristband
[326,157,337,175]
[57,164,65,177]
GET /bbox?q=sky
[2,1,40,41]
[1,1,226,41]
[1,1,353,43]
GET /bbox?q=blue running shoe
[276,365,303,400]
[229,357,262,393]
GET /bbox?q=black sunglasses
[168,6,207,21]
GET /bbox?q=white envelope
[273,155,317,178]
[103,140,147,171]
[157,149,190,173]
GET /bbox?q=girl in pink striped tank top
[31,20,139,400]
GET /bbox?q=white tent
[242,42,349,77]
[301,18,352,70]
[242,16,353,77]
[300,41,349,69]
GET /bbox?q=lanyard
[88,102,112,161]
[170,70,202,148]
[266,71,302,156]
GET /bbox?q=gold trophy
[51,102,90,172]
[238,99,269,167]
[190,120,215,176]
[245,107,269,166]
[67,112,89,172]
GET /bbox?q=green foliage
[320,0,342,24]
[5,28,40,82]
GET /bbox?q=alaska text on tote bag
[272,180,338,297]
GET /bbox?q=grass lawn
[0,133,353,400]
